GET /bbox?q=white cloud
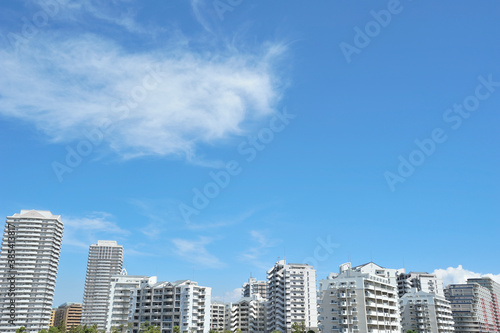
[212,288,243,303]
[0,27,287,161]
[63,212,129,248]
[240,230,280,270]
[172,237,224,268]
[433,265,500,287]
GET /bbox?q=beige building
[53,303,82,331]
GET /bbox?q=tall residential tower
[81,240,123,331]
[0,210,64,333]
[266,260,318,333]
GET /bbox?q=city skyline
[0,0,499,312]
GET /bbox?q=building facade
[230,295,266,333]
[0,210,64,333]
[106,273,157,332]
[128,280,211,333]
[399,289,454,333]
[397,272,444,297]
[53,303,82,332]
[266,260,318,333]
[466,277,500,331]
[445,278,500,333]
[210,302,229,332]
[242,277,267,299]
[318,262,401,333]
[81,240,124,331]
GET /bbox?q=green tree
[16,327,27,333]
[48,327,60,333]
[406,331,417,333]
[292,322,306,333]
[39,330,48,333]
[173,327,181,333]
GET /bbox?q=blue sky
[0,0,499,306]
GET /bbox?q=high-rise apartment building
[128,280,211,333]
[318,262,401,333]
[242,277,267,299]
[445,278,500,333]
[266,260,318,333]
[399,289,454,333]
[210,301,229,332]
[81,240,123,331]
[397,272,444,297]
[53,303,82,332]
[230,295,266,333]
[106,273,157,332]
[467,277,500,330]
[0,210,64,333]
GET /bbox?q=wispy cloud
[212,288,243,303]
[63,212,129,249]
[240,230,280,270]
[172,236,224,268]
[433,265,500,287]
[186,209,256,230]
[0,0,288,163]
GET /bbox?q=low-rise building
[129,280,211,333]
[53,303,82,332]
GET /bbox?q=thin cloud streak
[172,237,225,268]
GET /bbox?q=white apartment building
[318,262,401,333]
[399,289,454,333]
[128,280,211,333]
[106,273,157,332]
[445,278,500,333]
[230,295,266,333]
[397,272,444,297]
[0,210,64,333]
[82,240,124,331]
[242,277,267,299]
[266,260,318,333]
[210,301,229,332]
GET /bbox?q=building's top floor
[57,302,82,309]
[8,209,61,221]
[95,240,120,247]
